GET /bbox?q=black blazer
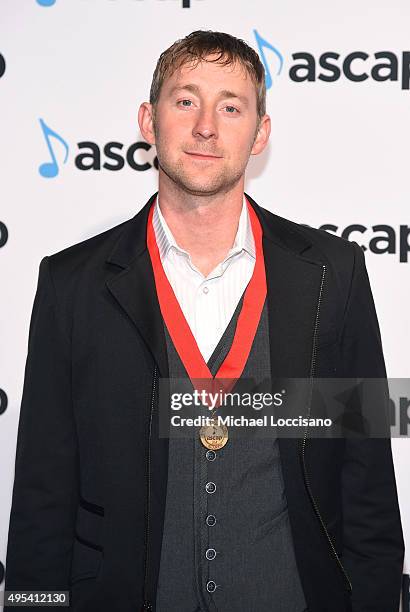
[4,192,404,612]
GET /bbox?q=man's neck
[157,181,245,277]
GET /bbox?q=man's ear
[251,114,271,156]
[138,102,156,145]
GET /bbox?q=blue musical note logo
[36,0,57,6]
[253,29,284,90]
[38,118,69,178]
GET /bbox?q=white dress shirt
[152,194,256,363]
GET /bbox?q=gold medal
[199,417,229,450]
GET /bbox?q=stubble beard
[155,136,251,198]
[158,151,245,197]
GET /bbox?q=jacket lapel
[245,193,325,380]
[105,192,169,378]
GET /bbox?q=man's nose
[192,108,218,139]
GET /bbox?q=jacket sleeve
[4,256,79,601]
[340,241,405,611]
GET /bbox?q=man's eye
[178,99,192,107]
[225,106,239,113]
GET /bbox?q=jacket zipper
[142,364,158,612]
[300,264,353,593]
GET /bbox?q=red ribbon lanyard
[146,195,267,403]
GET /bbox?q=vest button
[206,514,217,526]
[206,580,217,593]
[205,481,216,494]
[205,548,217,560]
[206,450,216,461]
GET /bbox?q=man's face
[147,55,269,197]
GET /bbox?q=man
[4,30,404,612]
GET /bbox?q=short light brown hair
[149,30,266,129]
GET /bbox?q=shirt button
[205,481,216,494]
[202,286,209,294]
[206,580,217,593]
[206,449,216,461]
[205,548,217,560]
[206,514,217,526]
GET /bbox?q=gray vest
[156,295,307,612]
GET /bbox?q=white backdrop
[1,0,409,608]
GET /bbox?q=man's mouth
[184,151,222,160]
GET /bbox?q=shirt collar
[152,194,256,261]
